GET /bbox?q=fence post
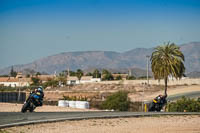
[144,100,148,112]
[18,88,21,102]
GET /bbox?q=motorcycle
[21,92,39,113]
[148,95,167,112]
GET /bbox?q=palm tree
[76,69,84,82]
[93,69,101,78]
[151,42,185,97]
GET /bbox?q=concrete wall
[0,92,26,103]
[99,78,200,86]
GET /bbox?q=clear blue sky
[1,0,200,68]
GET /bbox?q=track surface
[0,112,200,129]
[167,91,200,101]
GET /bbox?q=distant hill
[180,42,200,74]
[186,71,200,78]
[0,42,200,76]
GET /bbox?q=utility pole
[128,68,132,76]
[142,55,150,112]
[146,55,150,86]
[18,88,20,102]
[68,67,70,77]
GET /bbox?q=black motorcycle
[21,92,39,113]
[148,95,167,112]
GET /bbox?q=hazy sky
[1,0,200,68]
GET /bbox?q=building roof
[0,77,9,82]
[7,77,19,82]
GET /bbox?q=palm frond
[151,43,185,80]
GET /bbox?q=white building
[67,76,101,85]
[0,77,31,87]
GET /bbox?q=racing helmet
[37,86,43,92]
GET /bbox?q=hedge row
[167,97,200,112]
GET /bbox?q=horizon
[1,0,200,68]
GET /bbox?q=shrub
[167,96,200,112]
[0,86,30,92]
[31,77,41,86]
[62,95,71,100]
[115,75,122,80]
[101,91,130,111]
[42,79,58,88]
[126,76,136,80]
[102,69,114,81]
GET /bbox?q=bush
[102,69,114,81]
[115,75,122,80]
[167,96,200,112]
[31,77,41,86]
[62,95,88,101]
[0,86,30,92]
[126,76,136,80]
[42,79,58,88]
[101,91,130,111]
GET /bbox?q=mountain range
[0,42,200,77]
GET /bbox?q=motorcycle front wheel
[148,102,155,111]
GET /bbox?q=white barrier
[58,100,69,107]
[69,101,76,108]
[76,101,89,109]
[58,100,89,109]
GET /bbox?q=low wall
[99,78,200,86]
[0,92,26,103]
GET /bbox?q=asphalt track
[0,112,200,129]
[167,91,200,101]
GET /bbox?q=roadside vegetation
[100,91,130,111]
[0,129,9,133]
[167,97,200,112]
[62,95,88,101]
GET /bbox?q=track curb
[0,112,200,129]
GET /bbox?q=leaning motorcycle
[21,92,38,113]
[148,96,167,112]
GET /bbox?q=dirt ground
[129,84,200,101]
[2,115,200,133]
[43,84,200,102]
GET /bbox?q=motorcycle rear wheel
[21,102,29,113]
[29,103,35,112]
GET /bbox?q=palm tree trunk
[164,77,168,97]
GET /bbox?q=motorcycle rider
[32,86,44,107]
[154,95,162,103]
[149,94,167,111]
[154,94,167,104]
